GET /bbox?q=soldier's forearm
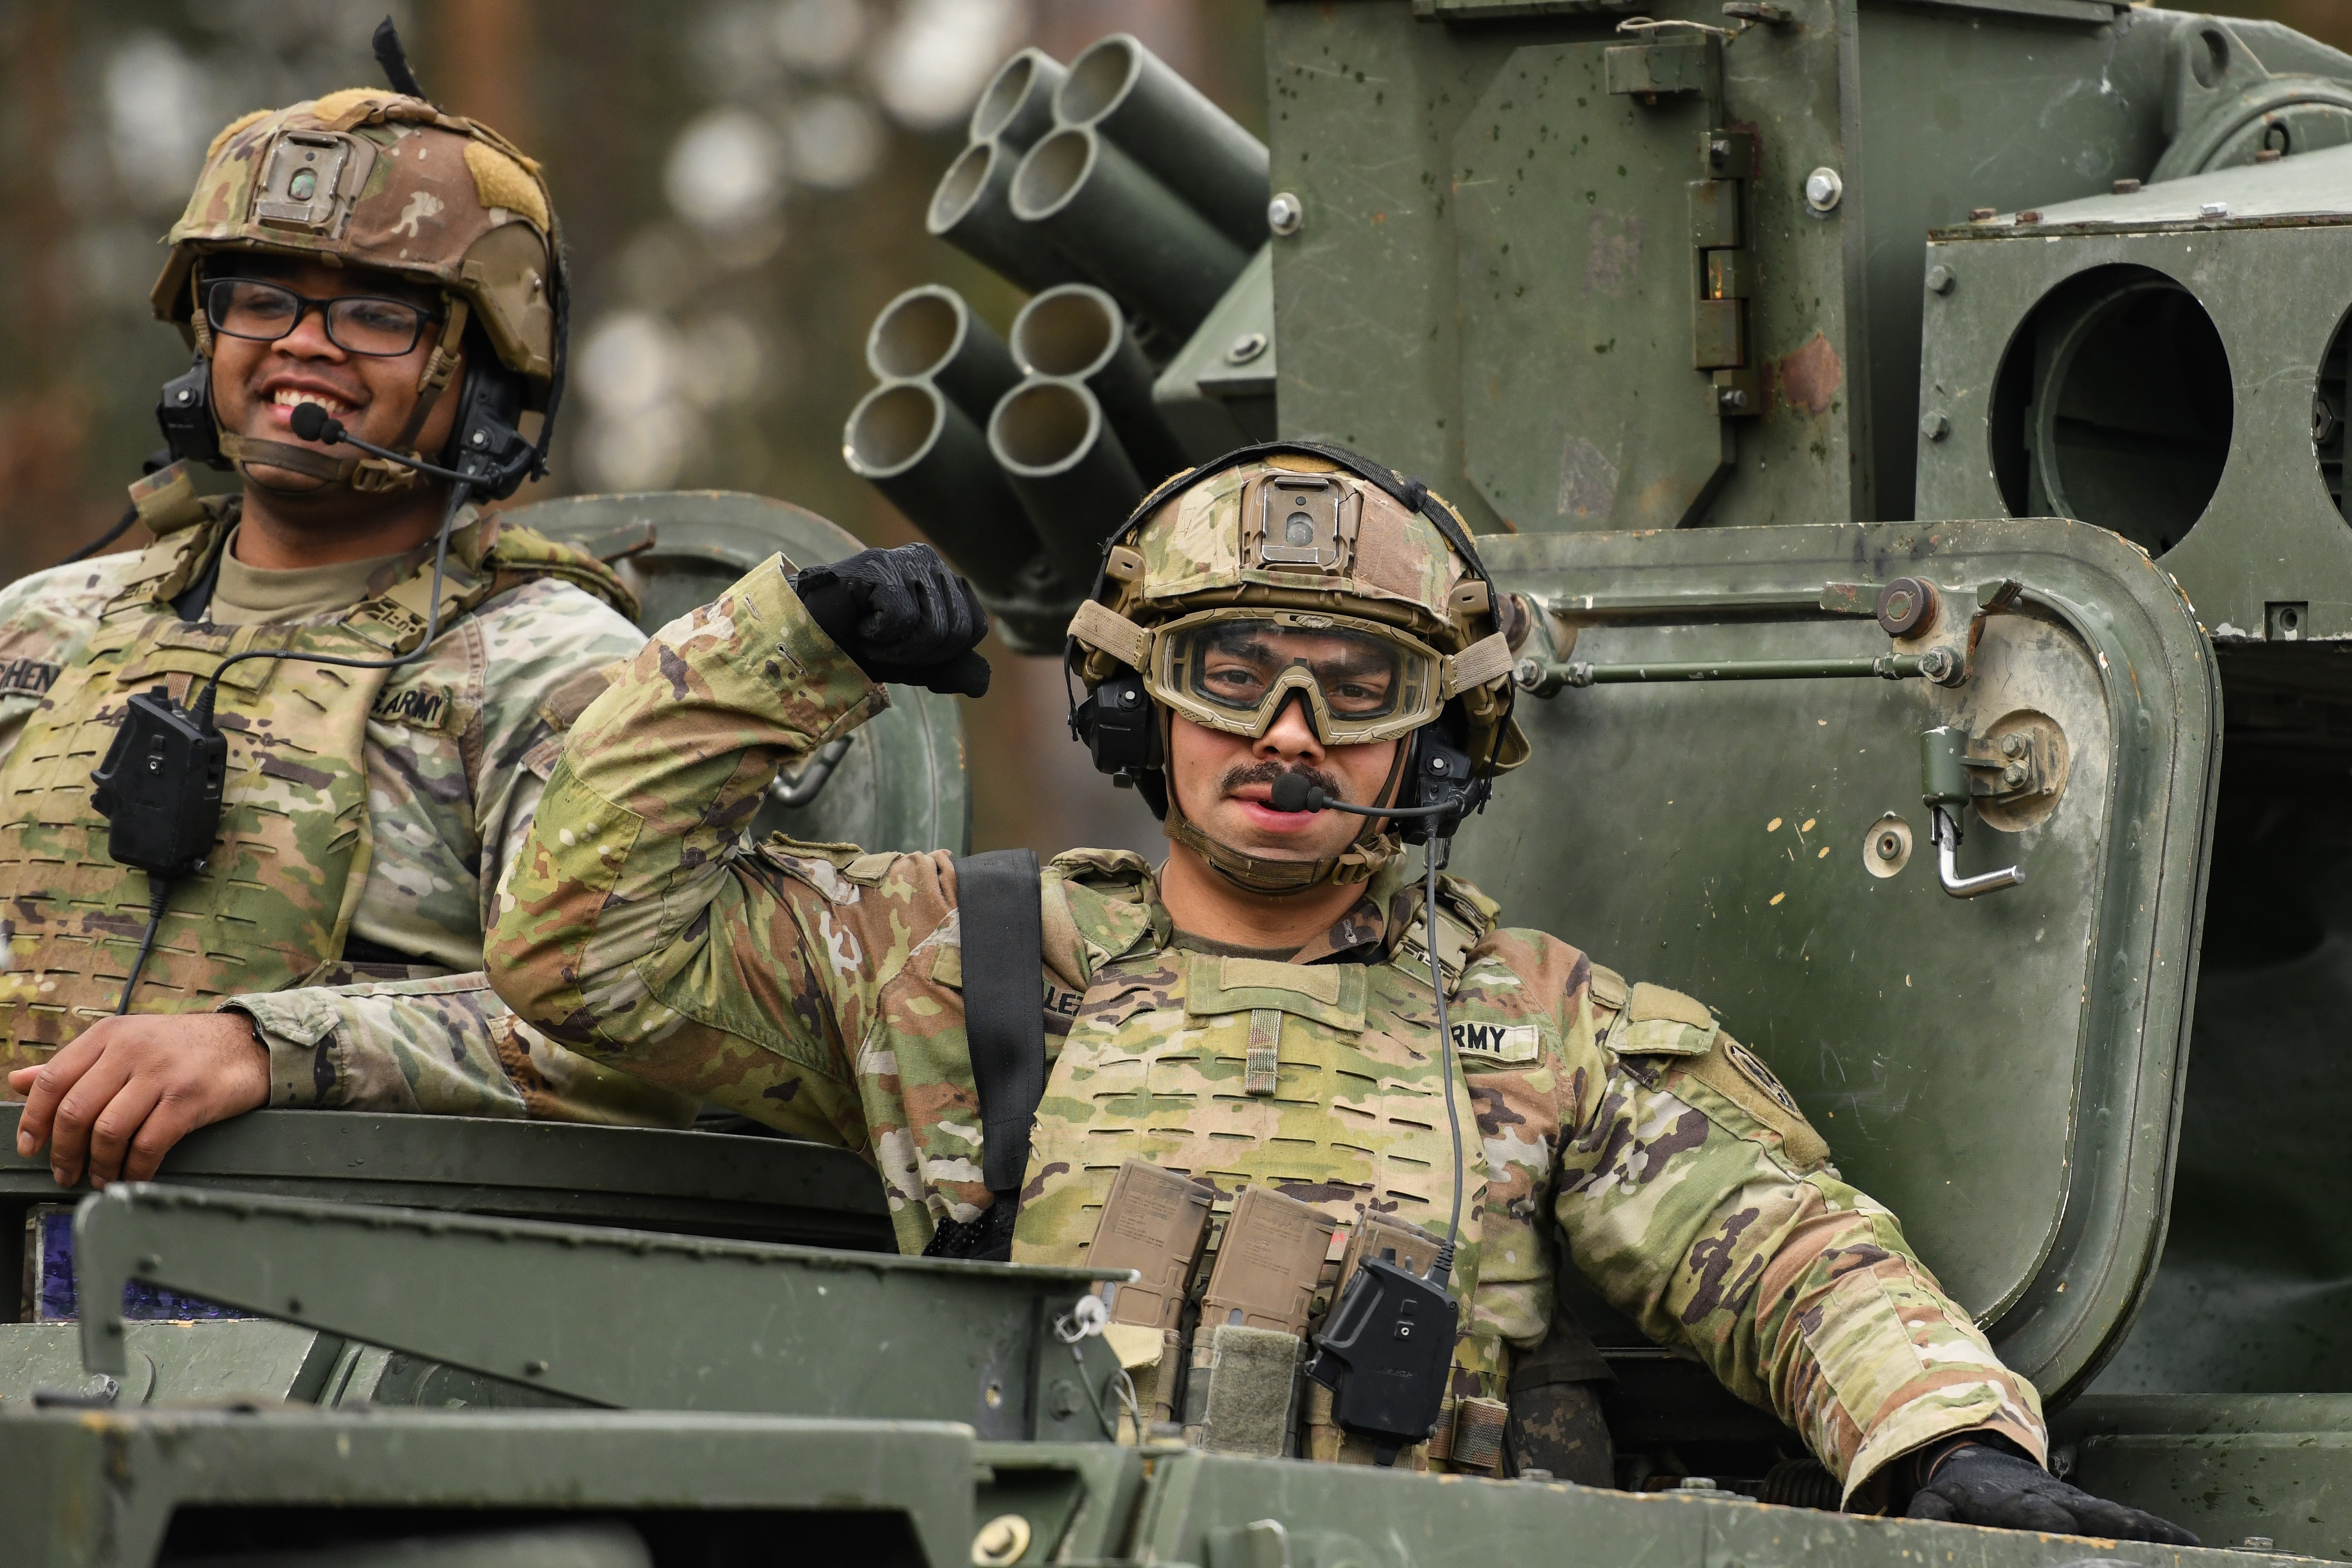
[487,555,883,1049]
[1559,1057,2045,1500]
[559,554,885,827]
[230,976,533,1115]
[226,974,700,1127]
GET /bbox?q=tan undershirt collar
[206,528,409,627]
[1168,929,1301,963]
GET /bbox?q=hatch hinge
[1692,128,1758,418]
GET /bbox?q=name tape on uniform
[1449,1020,1539,1062]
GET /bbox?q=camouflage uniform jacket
[488,558,2048,1497]
[0,500,694,1128]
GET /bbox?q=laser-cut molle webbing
[1013,942,1518,1466]
[0,520,597,1066]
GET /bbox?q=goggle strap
[1441,631,1515,699]
[1068,599,1150,669]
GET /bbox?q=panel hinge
[1690,128,1758,413]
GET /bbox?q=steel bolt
[973,1515,1034,1567]
[1803,167,1843,214]
[1920,412,1949,441]
[2201,200,2231,218]
[2000,734,2026,758]
[2016,209,2043,225]
[1970,207,1997,222]
[1918,648,1962,685]
[2003,763,2026,787]
[1267,192,1304,236]
[1877,832,1903,861]
[1924,264,1955,295]
[1225,331,1268,364]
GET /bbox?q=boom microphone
[289,401,478,487]
[1266,771,1449,817]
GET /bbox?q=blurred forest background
[0,0,2339,855]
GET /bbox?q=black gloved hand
[1906,1439,2198,1545]
[789,544,991,699]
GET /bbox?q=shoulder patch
[1681,1031,1831,1169]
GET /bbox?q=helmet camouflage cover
[1069,446,1529,890]
[152,90,558,410]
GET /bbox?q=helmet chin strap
[1159,715,1412,897]
[209,289,470,498]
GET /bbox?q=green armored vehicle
[9,2,2352,1563]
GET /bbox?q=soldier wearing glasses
[0,86,698,1189]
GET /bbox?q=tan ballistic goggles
[1146,609,1446,746]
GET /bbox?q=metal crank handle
[1930,805,2023,899]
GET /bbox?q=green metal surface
[0,1398,2315,1568]
[1460,517,2220,1399]
[1265,0,1856,532]
[1129,1447,2279,1568]
[0,1106,891,1245]
[1914,147,2352,641]
[0,1410,982,1568]
[2058,1396,2352,1561]
[68,1183,1127,1443]
[510,489,970,857]
[1151,244,1277,462]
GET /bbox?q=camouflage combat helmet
[1069,443,1528,894]
[150,89,562,493]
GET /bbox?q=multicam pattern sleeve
[1538,946,2049,1498]
[488,556,906,1139]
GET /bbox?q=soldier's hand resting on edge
[789,543,992,697]
[1904,1435,2198,1544]
[9,1014,268,1188]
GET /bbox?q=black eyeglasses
[203,277,443,358]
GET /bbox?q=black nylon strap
[956,847,1047,1199]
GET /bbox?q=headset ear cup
[1079,672,1160,778]
[156,356,226,469]
[439,359,537,500]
